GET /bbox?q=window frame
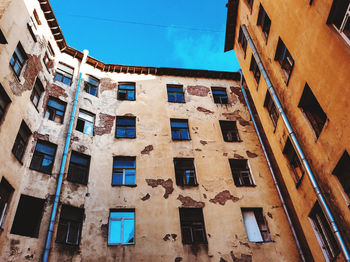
[211,87,229,104]
[241,208,271,242]
[76,110,95,136]
[115,116,136,139]
[327,1,350,45]
[170,119,191,141]
[44,97,66,124]
[263,91,279,129]
[0,178,14,229]
[0,83,11,124]
[219,120,241,142]
[10,42,28,78]
[54,62,74,86]
[108,209,135,245]
[12,120,31,163]
[29,140,57,175]
[332,151,350,199]
[229,159,255,187]
[0,28,7,44]
[112,156,136,186]
[249,55,261,84]
[283,138,305,186]
[238,26,248,58]
[167,84,185,103]
[30,78,44,109]
[67,151,91,185]
[84,75,99,97]
[274,38,294,85]
[179,208,207,245]
[257,4,271,42]
[174,158,198,187]
[117,82,135,101]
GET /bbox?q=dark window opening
[332,151,350,198]
[171,119,190,140]
[242,208,271,242]
[257,4,271,40]
[220,120,240,142]
[10,195,45,238]
[167,84,184,103]
[327,0,350,44]
[112,156,136,186]
[249,55,261,84]
[229,159,254,187]
[174,158,198,187]
[29,140,57,174]
[298,84,327,137]
[54,63,74,86]
[67,151,90,185]
[283,138,305,185]
[245,0,254,11]
[10,42,28,77]
[211,87,228,104]
[274,38,294,84]
[56,205,84,246]
[118,83,135,101]
[264,91,279,128]
[84,75,99,96]
[47,42,55,57]
[30,78,44,109]
[0,83,11,123]
[27,22,37,42]
[179,208,207,244]
[238,27,248,58]
[33,9,41,25]
[12,120,31,162]
[0,28,7,44]
[45,97,66,124]
[116,117,136,138]
[76,110,94,136]
[309,202,339,260]
[0,178,14,228]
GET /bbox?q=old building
[224,0,350,262]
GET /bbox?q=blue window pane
[114,160,135,168]
[171,121,188,128]
[116,128,126,137]
[71,154,88,165]
[117,119,135,126]
[176,93,184,102]
[127,91,135,100]
[180,129,190,140]
[123,219,135,244]
[63,76,72,85]
[168,93,176,102]
[125,127,135,138]
[172,130,180,140]
[84,122,94,136]
[110,212,134,219]
[14,62,20,74]
[36,142,55,155]
[168,87,182,92]
[42,156,53,168]
[125,169,135,184]
[120,85,135,90]
[89,87,98,96]
[109,220,121,244]
[48,99,65,111]
[112,173,123,185]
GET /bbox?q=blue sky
[50,0,240,72]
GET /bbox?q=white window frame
[108,211,135,245]
[336,3,350,45]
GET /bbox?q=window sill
[115,137,136,139]
[111,184,137,188]
[67,180,88,186]
[168,101,186,104]
[29,167,51,175]
[108,242,135,246]
[224,140,243,143]
[172,139,191,142]
[117,99,135,102]
[235,184,256,188]
[177,184,199,188]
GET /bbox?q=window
[116,117,136,138]
[10,42,27,77]
[220,120,240,142]
[249,55,261,84]
[76,110,94,136]
[0,178,14,228]
[0,28,7,44]
[257,4,271,40]
[229,159,254,187]
[112,157,136,186]
[309,203,339,261]
[108,210,135,245]
[274,38,294,84]
[10,195,45,238]
[56,205,84,246]
[170,119,190,140]
[118,83,135,101]
[332,151,350,198]
[264,91,279,128]
[211,87,228,104]
[238,27,247,58]
[283,138,305,185]
[43,52,51,71]
[174,158,198,187]
[33,9,41,25]
[27,22,37,43]
[179,208,207,244]
[245,0,254,10]
[30,78,44,109]
[298,84,327,137]
[167,84,185,103]
[67,151,91,185]
[47,42,55,57]
[0,83,11,122]
[242,208,271,242]
[327,1,350,45]
[54,63,74,86]
[29,140,57,174]
[45,97,66,124]
[12,121,31,162]
[84,75,99,96]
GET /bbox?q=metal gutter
[42,49,89,262]
[241,24,350,261]
[239,71,306,262]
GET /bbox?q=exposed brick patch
[246,151,258,158]
[100,78,117,93]
[200,140,207,145]
[196,107,213,114]
[33,131,50,142]
[187,85,210,97]
[231,252,252,262]
[146,179,174,199]
[9,55,42,96]
[234,153,244,159]
[209,190,239,205]
[77,145,88,153]
[141,193,150,201]
[175,257,183,262]
[223,153,228,157]
[94,113,115,136]
[71,136,79,142]
[141,145,153,155]
[222,110,250,126]
[230,86,246,105]
[42,84,68,111]
[177,195,205,208]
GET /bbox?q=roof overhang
[224,0,239,52]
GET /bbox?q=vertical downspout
[241,24,350,261]
[239,71,306,262]
[42,49,89,262]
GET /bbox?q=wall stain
[209,190,239,205]
[141,145,154,155]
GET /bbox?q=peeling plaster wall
[0,1,301,261]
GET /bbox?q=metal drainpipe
[241,24,350,261]
[42,49,89,262]
[239,71,306,262]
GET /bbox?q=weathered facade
[225,0,350,262]
[0,0,313,261]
